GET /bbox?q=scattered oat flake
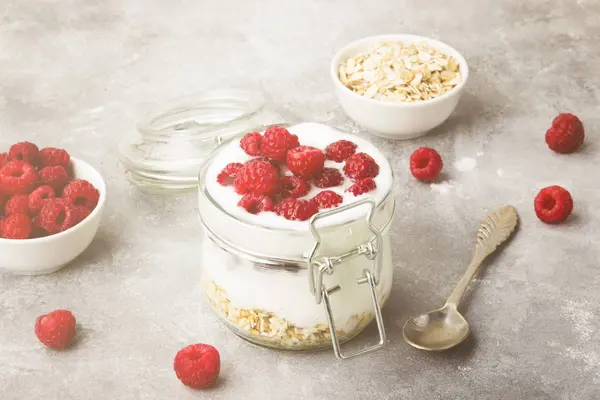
[430,181,454,194]
[454,157,476,171]
[339,41,462,103]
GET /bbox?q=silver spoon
[403,205,519,351]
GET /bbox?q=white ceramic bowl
[330,34,469,140]
[0,158,106,275]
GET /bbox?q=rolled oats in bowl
[338,41,463,103]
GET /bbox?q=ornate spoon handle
[445,205,519,307]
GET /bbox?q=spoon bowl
[402,305,469,351]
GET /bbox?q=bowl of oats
[331,34,468,139]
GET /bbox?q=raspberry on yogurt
[326,140,357,162]
[238,193,275,214]
[278,176,310,198]
[217,163,243,186]
[313,168,343,188]
[347,178,377,196]
[286,146,325,179]
[275,198,318,221]
[312,190,343,209]
[205,123,392,228]
[260,126,299,162]
[233,160,279,196]
[343,153,379,181]
[240,132,263,156]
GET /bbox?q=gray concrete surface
[1,0,600,399]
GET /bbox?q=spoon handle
[444,205,519,308]
[444,254,485,307]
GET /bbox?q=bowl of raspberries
[0,142,106,275]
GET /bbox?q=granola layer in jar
[197,123,395,356]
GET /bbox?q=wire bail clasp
[307,198,386,359]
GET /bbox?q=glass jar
[118,89,292,192]
[197,124,396,359]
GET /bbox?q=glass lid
[118,88,291,193]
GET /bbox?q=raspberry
[240,132,263,156]
[534,185,573,224]
[275,198,318,221]
[34,310,76,350]
[217,163,243,186]
[545,113,585,154]
[347,178,377,196]
[1,213,32,239]
[30,215,47,238]
[70,206,91,226]
[38,166,69,191]
[0,152,8,168]
[409,147,443,182]
[0,193,7,211]
[233,161,279,196]
[286,146,325,179]
[4,195,29,216]
[38,199,77,234]
[312,190,343,209]
[39,147,70,168]
[0,161,39,195]
[279,176,310,198]
[28,185,56,214]
[238,193,275,214]
[245,157,280,171]
[9,141,40,165]
[174,344,220,389]
[325,140,357,162]
[260,126,300,162]
[343,153,379,181]
[62,179,100,209]
[313,167,344,188]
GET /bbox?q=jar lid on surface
[118,88,291,192]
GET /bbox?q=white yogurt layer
[201,229,394,328]
[205,122,393,230]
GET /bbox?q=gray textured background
[1,0,599,399]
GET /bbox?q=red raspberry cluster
[406,113,584,224]
[532,113,584,223]
[33,304,221,390]
[0,142,100,239]
[217,126,380,221]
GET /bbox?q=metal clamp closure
[323,270,386,359]
[307,198,382,304]
[307,198,386,359]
